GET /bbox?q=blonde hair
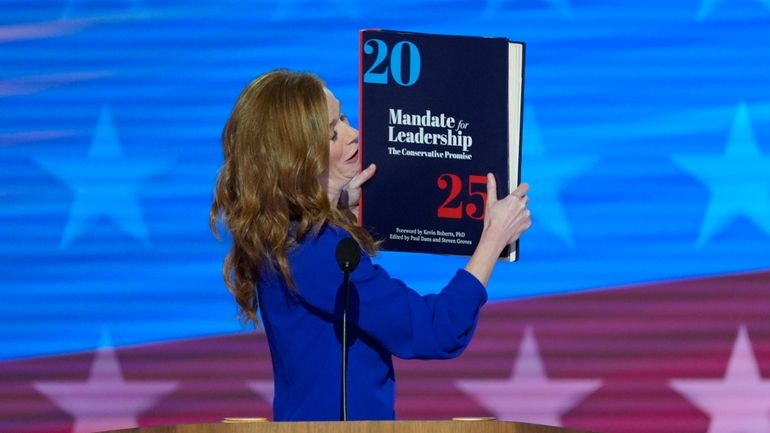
[210,69,376,325]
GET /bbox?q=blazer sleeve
[290,226,487,360]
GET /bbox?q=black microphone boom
[335,237,359,421]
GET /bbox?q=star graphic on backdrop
[484,0,573,20]
[272,0,357,20]
[62,0,147,19]
[696,0,770,21]
[456,326,602,426]
[36,105,174,249]
[671,102,770,247]
[248,380,275,406]
[670,326,770,433]
[523,105,596,248]
[33,331,178,433]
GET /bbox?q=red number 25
[437,173,487,220]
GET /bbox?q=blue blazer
[257,225,487,421]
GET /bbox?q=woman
[210,69,531,421]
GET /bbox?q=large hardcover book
[359,29,525,261]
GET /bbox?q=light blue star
[522,105,596,247]
[36,106,174,249]
[696,0,770,20]
[672,103,770,246]
[62,0,147,19]
[484,0,573,20]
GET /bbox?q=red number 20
[437,173,487,220]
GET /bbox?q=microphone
[336,237,361,272]
[335,237,360,421]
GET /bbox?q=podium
[103,420,594,433]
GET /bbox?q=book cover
[359,29,525,260]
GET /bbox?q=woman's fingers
[348,163,376,190]
[507,207,532,244]
[343,163,376,208]
[483,181,532,247]
[486,173,498,209]
[512,182,530,200]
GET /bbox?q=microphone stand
[341,262,351,421]
[336,237,359,422]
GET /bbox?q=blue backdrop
[1,1,769,432]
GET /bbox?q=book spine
[511,42,527,261]
[358,30,365,225]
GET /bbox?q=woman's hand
[340,163,377,216]
[464,174,532,286]
[482,174,531,250]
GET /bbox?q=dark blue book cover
[359,29,525,260]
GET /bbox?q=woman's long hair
[210,69,376,325]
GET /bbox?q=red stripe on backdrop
[396,269,770,433]
[0,333,274,433]
[1,269,769,433]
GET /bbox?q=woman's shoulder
[289,224,369,279]
[295,224,353,252]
